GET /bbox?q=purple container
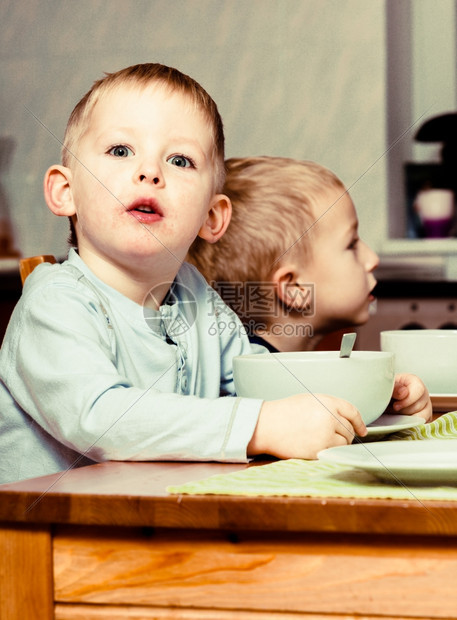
[423,217,454,238]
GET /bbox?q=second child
[188,156,432,421]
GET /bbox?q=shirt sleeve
[1,274,262,464]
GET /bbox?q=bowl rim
[234,351,394,361]
[381,329,457,337]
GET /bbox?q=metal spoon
[339,332,357,358]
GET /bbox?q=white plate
[318,439,457,484]
[430,394,457,413]
[363,414,423,437]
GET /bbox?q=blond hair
[188,156,345,285]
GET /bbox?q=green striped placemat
[167,412,457,501]
[388,410,457,441]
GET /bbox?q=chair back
[19,255,57,285]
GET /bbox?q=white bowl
[233,351,395,425]
[381,329,457,394]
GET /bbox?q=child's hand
[247,393,367,460]
[389,373,432,421]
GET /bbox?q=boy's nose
[136,163,164,186]
[139,174,160,184]
[363,242,379,271]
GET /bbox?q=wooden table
[2,460,457,619]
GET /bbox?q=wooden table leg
[0,522,54,619]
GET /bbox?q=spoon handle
[339,332,357,358]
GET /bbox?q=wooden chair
[19,255,57,285]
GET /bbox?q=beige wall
[1,0,388,259]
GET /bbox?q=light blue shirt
[0,250,264,483]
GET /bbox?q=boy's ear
[43,165,76,217]
[197,194,232,243]
[272,264,311,311]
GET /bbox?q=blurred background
[1,0,456,345]
[0,0,453,258]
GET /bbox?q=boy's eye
[348,238,359,250]
[167,154,195,168]
[108,145,133,158]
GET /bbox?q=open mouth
[127,198,163,222]
[135,205,157,214]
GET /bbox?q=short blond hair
[188,156,345,285]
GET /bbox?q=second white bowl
[381,329,457,394]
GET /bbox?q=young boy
[188,156,432,419]
[0,64,369,483]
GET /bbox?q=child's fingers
[392,394,415,410]
[336,402,367,438]
[393,388,432,420]
[392,384,408,400]
[392,384,422,409]
[333,417,355,444]
[333,430,353,447]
